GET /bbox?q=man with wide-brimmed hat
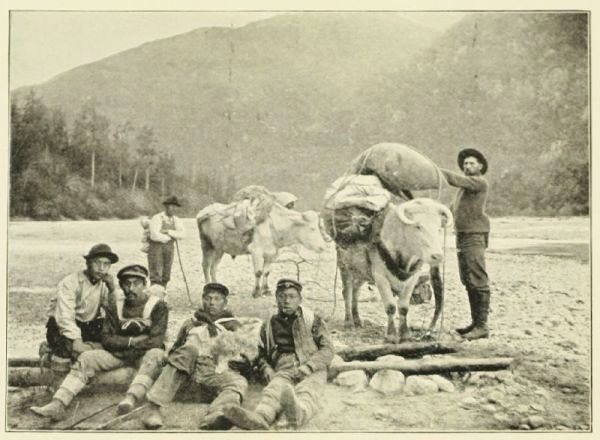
[441,148,492,340]
[142,282,249,431]
[148,195,186,288]
[43,243,119,360]
[222,278,334,430]
[31,264,169,421]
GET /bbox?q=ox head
[291,210,328,253]
[386,198,453,267]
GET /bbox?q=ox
[197,202,327,297]
[336,198,453,343]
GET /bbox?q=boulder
[487,390,505,403]
[527,415,546,429]
[404,376,439,396]
[369,370,405,395]
[334,370,369,390]
[428,375,455,393]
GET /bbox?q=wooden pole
[336,341,458,362]
[8,367,136,388]
[329,356,513,379]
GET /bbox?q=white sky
[10,11,465,89]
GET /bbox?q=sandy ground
[6,216,591,431]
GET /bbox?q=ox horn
[397,201,416,225]
[438,203,454,228]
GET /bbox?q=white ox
[197,202,327,297]
[336,198,453,343]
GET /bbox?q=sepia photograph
[5,3,592,433]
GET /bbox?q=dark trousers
[45,316,104,359]
[456,233,490,291]
[148,240,175,287]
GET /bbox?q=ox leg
[372,272,398,343]
[398,277,419,342]
[428,266,444,332]
[249,248,264,298]
[260,255,275,296]
[337,251,355,329]
[352,280,365,328]
[201,247,215,283]
[209,250,224,283]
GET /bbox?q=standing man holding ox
[441,148,492,340]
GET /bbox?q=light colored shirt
[149,211,186,243]
[47,270,109,340]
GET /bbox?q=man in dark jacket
[441,148,492,340]
[31,264,168,421]
[223,278,334,430]
[143,282,247,430]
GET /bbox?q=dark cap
[203,282,229,297]
[117,264,149,281]
[163,195,182,207]
[276,278,303,293]
[458,148,488,175]
[83,243,119,264]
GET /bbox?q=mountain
[12,12,589,214]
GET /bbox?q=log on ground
[336,341,458,361]
[328,356,513,379]
[8,367,136,388]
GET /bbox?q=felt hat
[458,148,488,175]
[83,243,119,264]
[163,195,182,207]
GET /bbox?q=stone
[487,390,504,403]
[376,354,405,363]
[493,413,510,424]
[509,415,522,429]
[482,404,497,413]
[460,396,478,408]
[428,375,455,393]
[369,370,405,395]
[519,424,531,430]
[331,355,345,366]
[534,388,550,399]
[404,376,439,396]
[334,370,369,390]
[530,404,545,412]
[527,415,546,429]
[515,404,530,414]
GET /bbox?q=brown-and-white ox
[197,202,328,297]
[336,198,453,343]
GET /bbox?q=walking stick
[174,239,195,308]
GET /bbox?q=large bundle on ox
[322,143,450,339]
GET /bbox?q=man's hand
[262,366,275,384]
[99,273,116,292]
[297,364,312,380]
[129,335,149,347]
[228,354,253,378]
[72,339,95,355]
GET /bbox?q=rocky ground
[6,216,591,431]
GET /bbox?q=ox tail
[197,220,215,251]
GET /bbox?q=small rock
[524,329,533,335]
[376,354,405,363]
[404,376,439,396]
[530,404,545,412]
[460,396,478,407]
[481,404,497,413]
[494,413,510,424]
[527,415,546,429]
[370,370,405,395]
[331,355,345,366]
[487,390,504,403]
[373,409,390,421]
[519,424,531,430]
[556,425,570,431]
[334,370,369,390]
[515,404,530,414]
[534,388,550,399]
[428,375,455,393]
[509,415,522,429]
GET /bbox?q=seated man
[223,278,334,430]
[45,243,119,360]
[31,264,168,421]
[143,282,248,430]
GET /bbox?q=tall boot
[456,288,478,335]
[463,289,490,340]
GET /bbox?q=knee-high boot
[456,288,478,335]
[463,289,490,340]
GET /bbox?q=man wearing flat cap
[43,243,119,360]
[441,148,492,340]
[143,282,248,430]
[223,278,334,430]
[32,264,169,421]
[148,195,186,288]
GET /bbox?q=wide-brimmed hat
[276,278,303,293]
[203,282,230,297]
[458,148,488,175]
[117,264,149,281]
[163,195,182,207]
[83,243,119,264]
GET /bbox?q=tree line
[10,92,237,219]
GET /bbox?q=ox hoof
[353,317,363,328]
[252,289,262,298]
[399,331,413,343]
[261,288,272,297]
[343,320,355,330]
[385,334,400,344]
